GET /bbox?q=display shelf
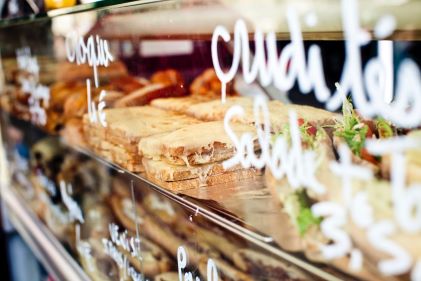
[72,148,347,281]
[0,0,163,28]
[0,110,348,281]
[88,0,421,40]
[1,186,90,281]
[2,0,421,40]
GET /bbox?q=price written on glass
[65,32,113,127]
[16,47,50,126]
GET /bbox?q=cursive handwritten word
[102,238,143,281]
[211,0,421,128]
[65,32,114,87]
[27,85,49,125]
[108,223,141,260]
[60,181,84,223]
[223,95,325,195]
[86,79,107,127]
[16,47,39,74]
[177,246,218,281]
[16,47,49,126]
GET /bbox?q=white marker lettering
[65,32,114,87]
[177,246,218,281]
[60,181,84,223]
[311,202,351,260]
[212,0,421,128]
[86,79,107,127]
[367,220,412,276]
[366,137,421,233]
[223,96,324,195]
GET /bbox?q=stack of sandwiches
[83,106,199,172]
[139,121,261,191]
[83,71,336,190]
[82,69,266,190]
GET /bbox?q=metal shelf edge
[1,187,90,281]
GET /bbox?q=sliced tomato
[307,126,317,136]
[298,118,305,126]
[362,120,375,138]
[361,148,378,165]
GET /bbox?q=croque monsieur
[139,121,261,191]
[83,106,199,172]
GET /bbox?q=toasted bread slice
[147,167,261,191]
[139,121,256,166]
[184,98,335,134]
[185,96,254,121]
[142,158,243,182]
[105,107,199,145]
[151,95,212,113]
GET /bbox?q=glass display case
[1,0,421,280]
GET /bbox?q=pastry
[110,75,149,93]
[118,235,173,277]
[113,83,185,108]
[56,61,128,83]
[232,249,310,280]
[78,239,120,281]
[150,69,184,88]
[154,272,179,281]
[198,257,253,281]
[142,193,178,225]
[190,68,236,97]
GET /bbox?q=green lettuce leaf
[271,120,318,149]
[295,191,322,236]
[335,97,368,156]
[376,118,393,138]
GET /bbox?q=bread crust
[146,168,261,192]
[114,84,185,108]
[151,96,212,113]
[142,158,245,182]
[139,121,256,166]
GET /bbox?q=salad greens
[272,119,319,149]
[376,118,393,138]
[295,190,322,236]
[335,97,368,156]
